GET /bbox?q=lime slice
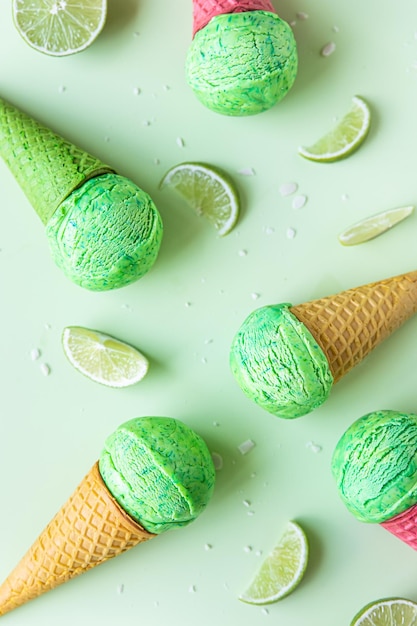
[339,205,414,246]
[159,162,240,236]
[298,96,371,162]
[62,326,149,388]
[350,598,417,626]
[12,0,107,57]
[239,521,308,605]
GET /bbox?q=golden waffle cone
[0,462,154,617]
[290,270,417,383]
[192,0,276,35]
[0,97,114,225]
[381,503,417,550]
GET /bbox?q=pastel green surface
[99,417,216,534]
[45,173,163,291]
[332,410,417,524]
[230,304,334,418]
[185,11,298,116]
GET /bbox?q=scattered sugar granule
[321,42,336,57]
[289,20,296,26]
[251,292,260,300]
[255,549,263,556]
[244,545,253,553]
[238,249,248,257]
[211,452,223,470]
[44,323,51,330]
[341,193,349,201]
[176,137,185,148]
[262,608,270,615]
[332,25,340,33]
[30,348,41,361]
[154,158,160,165]
[247,510,255,516]
[238,167,255,176]
[296,11,309,19]
[117,584,124,595]
[185,301,192,308]
[154,600,160,608]
[40,363,51,377]
[280,182,298,196]
[238,439,256,455]
[286,227,297,239]
[306,441,322,453]
[104,136,110,143]
[143,120,151,126]
[133,87,141,95]
[204,338,213,345]
[201,357,207,364]
[163,84,171,91]
[265,226,275,234]
[292,194,307,210]
[58,85,66,93]
[213,421,220,427]
[189,585,197,593]
[204,543,213,551]
[243,499,251,507]
[133,31,140,37]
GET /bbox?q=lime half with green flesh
[13,0,107,56]
[239,521,308,605]
[339,205,414,246]
[298,96,371,163]
[62,326,149,388]
[159,162,240,236]
[350,598,417,626]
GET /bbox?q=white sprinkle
[133,87,141,95]
[280,181,298,196]
[201,357,207,364]
[133,31,140,37]
[341,193,349,201]
[224,582,230,590]
[189,585,197,593]
[247,510,255,516]
[58,85,66,93]
[238,249,248,257]
[176,137,185,147]
[296,11,309,19]
[185,301,192,307]
[154,600,159,607]
[40,363,51,376]
[154,158,160,165]
[286,227,297,239]
[262,608,270,615]
[292,194,307,210]
[255,549,263,556]
[306,441,322,453]
[251,292,260,300]
[243,499,251,507]
[143,120,151,126]
[204,543,213,551]
[321,41,336,57]
[44,323,51,330]
[238,167,255,176]
[332,25,340,33]
[117,584,124,594]
[265,226,275,235]
[213,421,220,427]
[289,19,296,26]
[163,84,171,91]
[238,439,256,455]
[244,545,253,553]
[204,338,213,345]
[30,348,41,361]
[250,472,257,478]
[211,452,223,470]
[121,303,132,311]
[104,136,110,142]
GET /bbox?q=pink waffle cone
[192,0,276,36]
[0,462,154,617]
[381,504,417,550]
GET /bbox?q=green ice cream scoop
[0,97,162,291]
[186,11,298,116]
[99,416,216,534]
[230,304,333,419]
[332,410,417,524]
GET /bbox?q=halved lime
[298,96,371,162]
[62,326,149,388]
[239,521,308,605]
[159,162,240,236]
[339,205,414,246]
[350,598,417,626]
[13,0,107,57]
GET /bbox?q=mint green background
[1,0,417,624]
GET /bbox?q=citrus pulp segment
[12,0,107,56]
[298,96,371,162]
[239,520,308,605]
[159,162,240,236]
[62,326,149,388]
[339,205,414,246]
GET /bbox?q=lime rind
[159,161,240,236]
[239,521,309,605]
[339,205,414,246]
[12,0,107,56]
[62,326,149,388]
[298,96,371,163]
[350,597,417,626]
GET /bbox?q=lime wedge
[62,326,149,388]
[350,598,417,626]
[239,521,308,605]
[298,96,371,162]
[339,205,414,246]
[159,162,240,236]
[12,0,107,57]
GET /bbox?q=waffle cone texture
[0,97,114,225]
[290,270,417,384]
[192,0,276,35]
[0,462,154,617]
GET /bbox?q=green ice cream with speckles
[332,410,417,524]
[45,173,163,291]
[186,11,298,116]
[99,417,216,534]
[230,304,333,418]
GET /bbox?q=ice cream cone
[290,270,417,384]
[192,0,276,36]
[0,462,154,617]
[0,96,114,225]
[381,504,417,550]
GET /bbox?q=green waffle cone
[0,97,114,225]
